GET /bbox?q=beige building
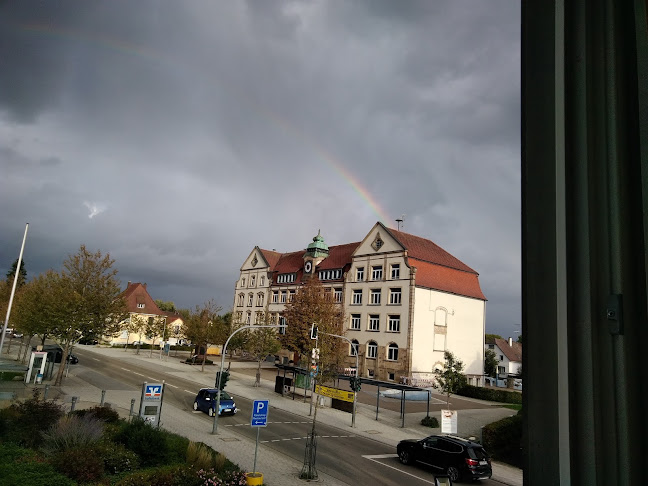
[233,222,487,385]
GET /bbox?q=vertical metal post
[130,398,136,416]
[100,390,106,406]
[376,385,380,420]
[401,391,406,428]
[253,426,260,474]
[44,384,50,400]
[427,390,430,418]
[70,396,77,412]
[0,223,28,356]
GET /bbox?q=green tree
[6,259,27,288]
[154,300,176,312]
[485,349,498,378]
[183,300,227,372]
[434,351,468,408]
[144,315,169,357]
[51,245,126,385]
[244,312,281,387]
[485,333,502,342]
[517,333,523,344]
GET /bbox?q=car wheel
[193,402,198,411]
[447,466,460,482]
[398,449,411,465]
[208,407,214,417]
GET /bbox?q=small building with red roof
[110,282,169,346]
[233,222,487,385]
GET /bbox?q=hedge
[482,411,523,468]
[456,384,522,404]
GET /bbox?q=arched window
[387,343,399,361]
[256,292,264,306]
[350,339,359,356]
[367,341,378,359]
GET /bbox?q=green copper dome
[306,230,329,258]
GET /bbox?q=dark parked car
[79,336,99,345]
[34,345,79,364]
[193,388,237,417]
[397,435,492,482]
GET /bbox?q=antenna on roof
[396,214,405,231]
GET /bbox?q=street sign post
[251,399,269,427]
[251,400,269,478]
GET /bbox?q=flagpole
[0,223,29,356]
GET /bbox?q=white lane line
[184,390,195,394]
[120,368,131,372]
[362,455,435,484]
[133,372,145,377]
[147,377,159,381]
[92,358,100,361]
[166,384,178,388]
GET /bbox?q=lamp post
[319,331,359,428]
[212,323,286,434]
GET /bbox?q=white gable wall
[411,288,485,378]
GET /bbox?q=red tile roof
[410,258,486,300]
[259,248,282,269]
[387,228,478,274]
[120,282,164,315]
[494,338,523,362]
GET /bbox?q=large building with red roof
[233,222,487,385]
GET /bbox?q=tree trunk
[255,360,261,387]
[54,343,70,386]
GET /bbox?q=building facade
[232,222,487,385]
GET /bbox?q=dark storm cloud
[0,1,521,337]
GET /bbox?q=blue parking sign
[251,400,269,427]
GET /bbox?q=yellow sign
[315,385,354,403]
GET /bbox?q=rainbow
[18,23,394,227]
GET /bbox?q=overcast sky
[0,1,521,339]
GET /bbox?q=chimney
[143,283,147,289]
[508,337,513,347]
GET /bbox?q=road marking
[261,435,355,444]
[184,390,195,394]
[121,368,131,372]
[166,383,178,388]
[147,377,159,381]
[362,455,436,484]
[92,358,100,361]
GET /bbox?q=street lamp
[212,323,286,434]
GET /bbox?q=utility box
[139,382,165,426]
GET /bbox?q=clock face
[304,261,312,273]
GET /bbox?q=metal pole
[253,426,260,474]
[401,391,405,428]
[70,396,78,412]
[212,323,285,434]
[130,398,136,416]
[0,223,29,356]
[44,384,50,400]
[427,390,430,417]
[376,385,380,420]
[100,390,106,406]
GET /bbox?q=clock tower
[303,230,329,278]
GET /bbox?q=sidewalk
[1,344,522,486]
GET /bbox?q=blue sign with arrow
[251,399,269,427]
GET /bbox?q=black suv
[397,435,492,482]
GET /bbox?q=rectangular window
[372,265,383,281]
[368,314,380,331]
[388,372,395,381]
[356,267,364,281]
[388,315,400,332]
[352,289,362,304]
[280,291,287,303]
[247,294,253,306]
[260,276,265,286]
[137,303,144,309]
[246,313,251,325]
[370,289,381,305]
[350,314,361,330]
[250,275,256,287]
[272,291,279,303]
[237,294,244,306]
[334,288,343,303]
[389,288,402,304]
[241,278,246,287]
[391,264,400,279]
[256,293,264,306]
[289,290,295,302]
[367,343,377,359]
[278,316,287,335]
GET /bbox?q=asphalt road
[73,348,505,486]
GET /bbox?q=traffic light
[349,376,362,392]
[310,323,318,340]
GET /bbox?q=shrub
[1,388,65,447]
[457,384,522,404]
[42,414,104,455]
[482,411,523,468]
[114,416,188,467]
[421,415,439,428]
[186,441,215,470]
[51,446,105,483]
[99,442,140,475]
[115,464,201,486]
[0,457,76,486]
[72,404,121,423]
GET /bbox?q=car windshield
[467,447,488,460]
[209,391,231,400]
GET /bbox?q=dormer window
[137,303,145,309]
